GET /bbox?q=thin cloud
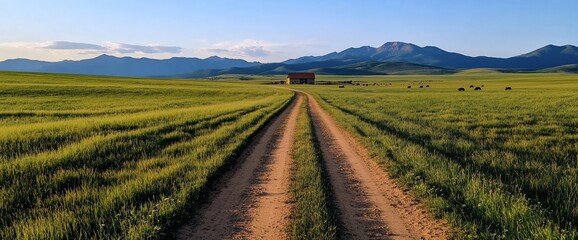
[236,45,271,57]
[39,41,183,54]
[0,41,187,61]
[205,40,274,58]
[113,43,183,54]
[44,41,107,50]
[197,39,325,62]
[207,46,271,57]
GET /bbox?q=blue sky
[1,0,577,62]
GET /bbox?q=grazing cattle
[458,88,465,91]
[470,85,474,88]
[419,85,424,88]
[426,85,430,87]
[338,85,345,88]
[481,85,484,87]
[505,87,512,90]
[474,87,482,90]
[407,86,412,88]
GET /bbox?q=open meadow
[292,72,578,239]
[0,72,293,239]
[2,71,578,239]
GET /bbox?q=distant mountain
[0,55,260,77]
[508,45,578,69]
[184,60,454,78]
[2,42,577,78]
[283,42,578,69]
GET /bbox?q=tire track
[306,92,450,240]
[176,94,302,240]
[176,90,450,240]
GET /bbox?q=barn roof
[287,72,315,79]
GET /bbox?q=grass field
[0,72,293,239]
[2,70,578,239]
[289,96,338,239]
[292,72,578,239]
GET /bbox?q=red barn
[286,72,315,84]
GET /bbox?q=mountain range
[283,42,578,69]
[1,42,578,77]
[0,55,259,77]
[185,42,578,77]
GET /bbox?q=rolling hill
[537,64,578,73]
[183,60,455,78]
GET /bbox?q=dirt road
[306,92,450,239]
[176,91,450,239]
[176,94,302,239]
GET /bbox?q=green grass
[0,72,293,239]
[3,70,578,239]
[289,96,338,240]
[291,73,578,239]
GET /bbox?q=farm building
[286,72,315,84]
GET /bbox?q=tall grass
[293,73,578,239]
[0,72,293,239]
[289,96,338,240]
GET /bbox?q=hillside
[184,60,454,77]
[537,64,578,73]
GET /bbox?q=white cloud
[0,41,184,61]
[0,39,329,62]
[44,41,107,50]
[109,43,182,54]
[204,40,274,58]
[197,39,324,62]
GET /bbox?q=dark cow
[338,85,345,88]
[470,85,474,88]
[505,87,512,90]
[426,85,430,87]
[458,88,465,91]
[474,87,482,90]
[419,85,424,88]
[407,86,411,88]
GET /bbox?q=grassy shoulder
[289,95,338,240]
[292,73,578,239]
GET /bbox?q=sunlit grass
[0,72,293,239]
[292,73,578,239]
[289,96,338,240]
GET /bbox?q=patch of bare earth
[306,92,451,240]
[176,94,303,240]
